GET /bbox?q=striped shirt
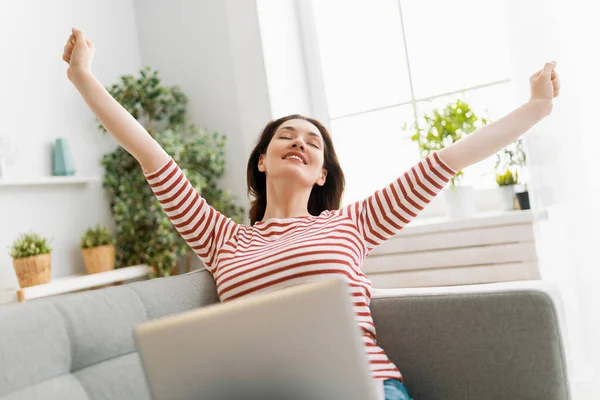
[144,152,456,382]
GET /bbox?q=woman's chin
[270,168,311,184]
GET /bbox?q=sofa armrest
[370,281,571,399]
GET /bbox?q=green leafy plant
[494,138,527,186]
[80,224,115,249]
[100,67,245,277]
[9,232,52,259]
[406,98,489,188]
[495,168,519,186]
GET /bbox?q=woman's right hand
[62,28,95,82]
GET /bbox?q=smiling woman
[63,26,559,399]
[249,114,343,224]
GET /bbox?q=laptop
[133,278,382,400]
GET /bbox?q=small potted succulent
[9,232,52,288]
[80,224,116,274]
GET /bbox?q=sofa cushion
[0,302,71,397]
[74,352,151,400]
[49,286,147,372]
[1,374,89,400]
[129,269,219,320]
[371,289,569,400]
[0,270,218,400]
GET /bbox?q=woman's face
[258,118,328,187]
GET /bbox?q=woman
[63,27,560,400]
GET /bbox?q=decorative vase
[53,137,76,176]
[443,186,476,219]
[13,254,52,288]
[82,244,116,274]
[0,157,5,178]
[497,185,516,211]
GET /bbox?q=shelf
[16,265,152,302]
[0,176,101,187]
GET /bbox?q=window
[303,0,515,203]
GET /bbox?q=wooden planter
[82,244,116,274]
[13,253,52,288]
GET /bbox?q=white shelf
[16,265,152,302]
[0,175,101,187]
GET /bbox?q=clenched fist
[529,61,561,115]
[62,28,95,82]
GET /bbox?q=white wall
[256,0,313,119]
[0,0,143,302]
[133,0,272,271]
[504,0,600,396]
[134,0,272,213]
[0,0,273,297]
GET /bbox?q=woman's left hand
[529,61,561,115]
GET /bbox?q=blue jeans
[383,379,412,400]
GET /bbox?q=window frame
[295,0,512,135]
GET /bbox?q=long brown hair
[247,114,345,226]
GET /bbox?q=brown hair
[247,114,345,225]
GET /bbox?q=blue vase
[53,137,76,176]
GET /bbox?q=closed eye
[279,135,319,149]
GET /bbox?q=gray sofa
[0,269,571,399]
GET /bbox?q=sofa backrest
[370,282,571,399]
[0,270,219,400]
[0,271,570,400]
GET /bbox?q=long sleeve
[144,158,241,271]
[338,152,456,253]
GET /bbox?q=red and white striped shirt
[144,152,456,382]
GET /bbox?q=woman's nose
[291,142,305,151]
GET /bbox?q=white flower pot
[497,185,516,211]
[443,186,476,219]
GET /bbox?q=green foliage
[99,67,187,135]
[9,232,52,259]
[495,138,527,186]
[495,168,519,186]
[407,99,489,188]
[100,67,245,277]
[80,224,115,249]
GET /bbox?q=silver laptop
[133,278,381,400]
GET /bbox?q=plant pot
[13,253,52,288]
[516,191,531,210]
[497,185,516,211]
[443,186,476,219]
[82,244,116,274]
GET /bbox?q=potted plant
[100,67,245,277]
[495,168,519,210]
[494,139,529,210]
[81,224,116,274]
[407,98,489,218]
[9,232,52,288]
